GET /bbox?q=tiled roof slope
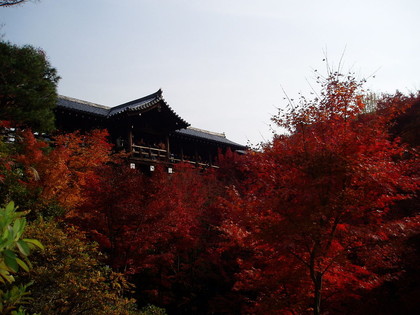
[57,96,110,117]
[175,127,246,149]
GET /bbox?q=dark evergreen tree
[0,41,59,132]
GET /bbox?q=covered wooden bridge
[55,90,246,171]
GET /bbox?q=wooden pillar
[166,135,170,161]
[194,146,199,165]
[127,128,133,152]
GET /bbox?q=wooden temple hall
[55,90,247,171]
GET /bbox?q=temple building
[55,89,246,171]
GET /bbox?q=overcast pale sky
[1,0,419,145]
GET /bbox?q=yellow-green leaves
[0,202,43,313]
[21,239,43,251]
[0,201,43,281]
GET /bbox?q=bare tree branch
[1,0,30,7]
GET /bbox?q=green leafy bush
[21,220,139,314]
[0,201,43,314]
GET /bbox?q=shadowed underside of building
[55,89,246,171]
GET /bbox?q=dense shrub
[20,220,139,315]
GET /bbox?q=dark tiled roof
[58,90,188,127]
[108,89,163,116]
[57,92,245,149]
[175,127,246,149]
[108,89,189,127]
[57,96,110,117]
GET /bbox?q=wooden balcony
[131,144,218,168]
[132,144,168,162]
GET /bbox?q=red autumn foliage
[2,79,418,314]
[0,123,248,312]
[69,162,242,311]
[72,163,208,271]
[218,72,419,314]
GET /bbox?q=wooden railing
[131,144,218,168]
[132,144,168,161]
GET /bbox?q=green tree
[21,220,140,315]
[0,41,59,132]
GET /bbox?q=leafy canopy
[219,71,419,314]
[0,41,59,132]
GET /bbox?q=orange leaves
[9,129,113,213]
[45,130,112,212]
[54,129,112,170]
[41,131,110,212]
[14,129,48,170]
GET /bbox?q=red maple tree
[71,162,224,309]
[219,72,419,314]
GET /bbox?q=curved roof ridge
[159,93,190,128]
[107,89,189,128]
[111,89,162,109]
[108,89,164,117]
[58,90,189,128]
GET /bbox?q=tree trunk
[313,271,323,315]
